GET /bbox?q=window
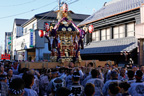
[113,26,119,39]
[101,29,106,40]
[119,25,125,38]
[106,28,111,40]
[92,32,96,41]
[96,30,100,41]
[127,23,135,37]
[92,31,100,41]
[22,28,23,33]
[113,25,126,39]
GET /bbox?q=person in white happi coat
[68,72,84,96]
[128,70,144,96]
[86,69,104,96]
[7,68,21,86]
[9,78,25,96]
[102,71,121,96]
[127,70,136,84]
[22,72,38,96]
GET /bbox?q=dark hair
[7,68,13,72]
[56,87,71,96]
[109,82,120,95]
[22,72,34,88]
[136,70,143,77]
[9,78,25,95]
[105,64,110,67]
[84,83,95,96]
[72,72,80,81]
[127,70,134,79]
[110,71,118,78]
[119,82,130,91]
[88,62,93,67]
[0,74,7,81]
[91,69,100,78]
[98,66,101,68]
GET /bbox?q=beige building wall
[136,4,144,65]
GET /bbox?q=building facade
[11,19,28,60]
[0,45,3,59]
[12,11,89,61]
[78,0,144,65]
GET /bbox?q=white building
[12,11,89,61]
[11,19,28,60]
[0,45,3,59]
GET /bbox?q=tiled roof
[78,0,144,26]
[80,37,137,54]
[15,18,28,26]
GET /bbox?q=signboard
[1,54,10,60]
[30,29,34,47]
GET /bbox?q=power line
[0,0,57,19]
[37,0,78,23]
[67,0,79,5]
[0,0,37,7]
[37,5,58,23]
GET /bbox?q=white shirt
[23,88,38,96]
[128,82,144,96]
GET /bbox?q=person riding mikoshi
[56,3,73,22]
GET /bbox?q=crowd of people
[0,60,144,96]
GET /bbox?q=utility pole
[58,0,61,10]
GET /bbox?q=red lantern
[89,25,94,33]
[39,30,44,38]
[44,22,50,32]
[63,3,68,12]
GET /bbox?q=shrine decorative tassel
[81,39,84,49]
[51,29,57,37]
[52,38,58,49]
[45,35,51,51]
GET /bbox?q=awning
[80,36,138,54]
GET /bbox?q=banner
[30,29,34,47]
[1,54,10,60]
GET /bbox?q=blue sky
[0,0,111,52]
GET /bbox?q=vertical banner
[30,29,34,47]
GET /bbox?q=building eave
[21,17,36,28]
[78,7,140,27]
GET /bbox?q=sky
[0,0,111,53]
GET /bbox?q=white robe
[128,82,144,96]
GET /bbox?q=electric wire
[37,0,80,23]
[0,0,57,19]
[0,0,37,7]
[36,5,58,23]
